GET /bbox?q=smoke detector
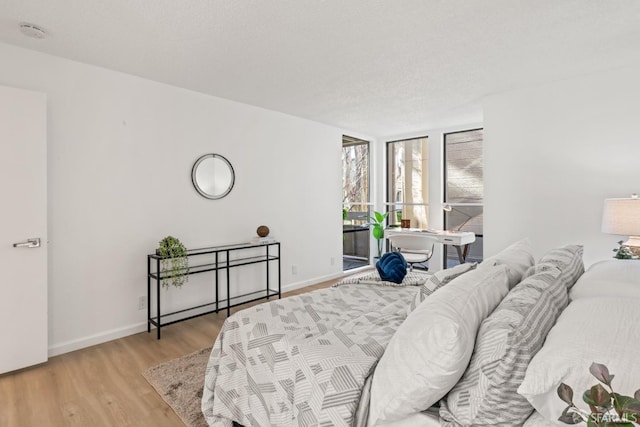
[19,23,47,39]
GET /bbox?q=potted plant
[156,236,189,288]
[368,211,388,258]
[613,241,637,260]
[557,362,640,425]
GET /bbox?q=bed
[519,259,640,426]
[202,241,640,427]
[200,269,453,427]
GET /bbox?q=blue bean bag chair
[376,252,408,284]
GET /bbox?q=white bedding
[201,282,422,427]
[519,299,640,421]
[378,408,442,427]
[200,242,633,427]
[518,265,640,424]
[383,408,548,427]
[569,259,640,300]
[522,411,555,426]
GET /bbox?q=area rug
[143,347,212,427]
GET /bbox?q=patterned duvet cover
[201,281,422,427]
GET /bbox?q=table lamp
[442,204,472,232]
[601,193,640,257]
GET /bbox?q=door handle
[12,238,41,248]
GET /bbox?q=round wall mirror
[191,154,235,200]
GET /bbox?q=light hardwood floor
[0,279,340,427]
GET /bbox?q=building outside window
[386,136,429,229]
[443,128,484,266]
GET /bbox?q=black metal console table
[147,241,281,339]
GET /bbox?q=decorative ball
[376,252,407,284]
[257,225,270,237]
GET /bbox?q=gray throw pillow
[525,244,584,290]
[439,266,568,426]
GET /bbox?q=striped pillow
[439,267,568,426]
[409,262,477,311]
[369,265,511,425]
[527,244,584,290]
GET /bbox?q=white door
[0,85,48,374]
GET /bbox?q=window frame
[342,135,372,270]
[342,135,372,216]
[385,136,430,229]
[442,128,484,267]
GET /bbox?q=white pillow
[409,262,477,311]
[368,264,511,426]
[517,297,640,424]
[478,238,534,288]
[570,259,640,300]
[522,411,556,427]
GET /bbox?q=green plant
[157,236,189,288]
[343,207,348,221]
[557,362,640,426]
[368,211,388,258]
[613,241,635,259]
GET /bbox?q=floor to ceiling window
[386,136,429,229]
[385,136,430,269]
[443,128,484,266]
[381,129,482,270]
[342,136,370,270]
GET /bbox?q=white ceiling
[1,1,639,138]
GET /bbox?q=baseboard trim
[48,271,364,358]
[281,271,346,293]
[48,322,147,358]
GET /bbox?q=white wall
[484,64,640,267]
[0,42,349,355]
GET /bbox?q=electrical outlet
[292,265,298,275]
[138,296,146,310]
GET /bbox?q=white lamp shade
[601,195,640,236]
